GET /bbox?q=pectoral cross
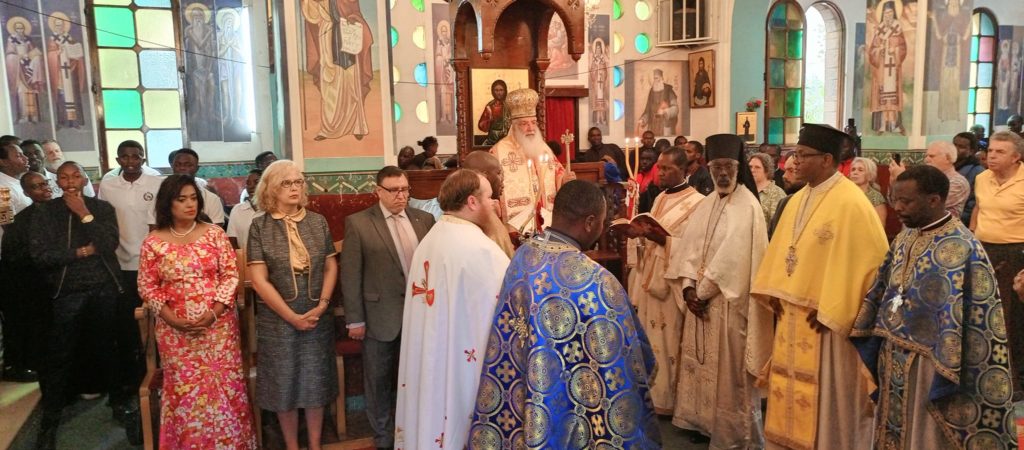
[785,245,797,276]
[888,289,905,320]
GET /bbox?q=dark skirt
[982,241,1024,394]
[256,276,338,412]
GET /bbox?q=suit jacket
[340,204,435,342]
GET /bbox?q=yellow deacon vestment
[751,172,889,450]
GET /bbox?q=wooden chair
[234,248,264,448]
[135,306,159,450]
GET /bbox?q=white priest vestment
[627,185,703,414]
[668,186,774,449]
[394,215,511,450]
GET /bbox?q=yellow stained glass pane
[969,62,977,87]
[99,49,140,88]
[785,60,802,88]
[416,101,430,123]
[142,90,182,128]
[413,26,426,49]
[971,13,979,35]
[94,0,131,5]
[975,89,992,113]
[136,9,175,49]
[613,32,623,54]
[784,118,802,144]
[105,130,144,167]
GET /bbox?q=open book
[609,213,669,238]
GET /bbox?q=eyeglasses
[791,152,828,162]
[379,186,411,196]
[280,178,306,189]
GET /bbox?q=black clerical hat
[705,134,744,162]
[797,123,849,158]
[705,133,758,198]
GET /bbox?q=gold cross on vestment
[785,245,797,276]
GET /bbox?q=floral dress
[138,226,256,449]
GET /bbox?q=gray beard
[45,158,65,173]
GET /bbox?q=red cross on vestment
[412,260,435,306]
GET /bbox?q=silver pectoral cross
[888,289,905,319]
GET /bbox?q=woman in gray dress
[247,160,338,450]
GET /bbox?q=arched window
[967,9,997,132]
[804,2,844,128]
[765,0,805,145]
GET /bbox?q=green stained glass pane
[613,0,622,20]
[785,89,802,117]
[980,13,994,36]
[970,37,979,61]
[769,30,786,58]
[105,130,144,165]
[136,9,175,48]
[98,49,140,88]
[769,4,786,29]
[787,30,803,59]
[411,0,425,12]
[394,102,402,121]
[784,118,801,144]
[142,90,182,128]
[968,89,976,113]
[768,118,784,144]
[94,7,136,48]
[786,3,803,29]
[390,27,399,47]
[976,89,991,113]
[785,60,802,88]
[634,33,651,54]
[768,89,785,117]
[769,59,785,88]
[102,90,143,128]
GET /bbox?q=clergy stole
[491,140,564,234]
[394,216,511,450]
[627,186,703,413]
[669,187,773,447]
[751,177,888,449]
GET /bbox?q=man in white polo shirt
[227,168,263,249]
[96,139,161,435]
[159,148,225,226]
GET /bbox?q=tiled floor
[2,382,707,449]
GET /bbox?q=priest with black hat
[749,123,889,450]
[668,133,774,447]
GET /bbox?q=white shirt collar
[379,203,406,220]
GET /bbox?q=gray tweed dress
[248,211,338,412]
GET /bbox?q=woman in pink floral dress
[138,175,256,449]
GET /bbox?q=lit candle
[634,136,640,178]
[624,138,634,178]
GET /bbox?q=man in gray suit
[341,166,435,450]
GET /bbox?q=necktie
[391,214,416,274]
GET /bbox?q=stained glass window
[765,0,804,145]
[92,0,183,167]
[967,10,997,132]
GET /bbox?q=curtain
[544,97,576,164]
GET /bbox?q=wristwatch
[81,214,95,224]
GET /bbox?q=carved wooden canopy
[446,0,586,156]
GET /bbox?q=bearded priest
[489,88,571,235]
[394,170,511,450]
[669,134,774,448]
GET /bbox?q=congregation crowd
[1,104,1024,450]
